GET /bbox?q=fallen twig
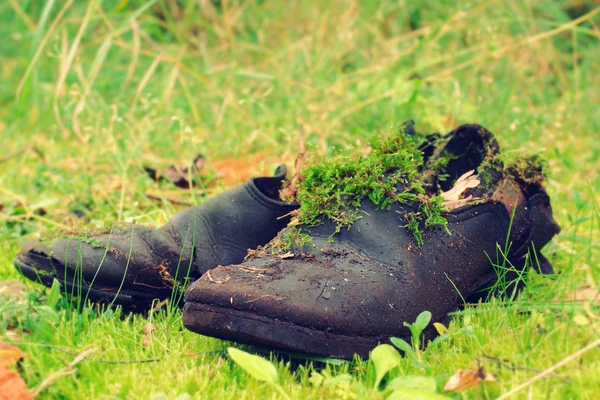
[31,347,98,397]
[151,298,170,313]
[0,146,31,164]
[10,342,229,364]
[276,210,295,220]
[145,193,193,206]
[480,356,570,384]
[38,343,159,364]
[496,339,599,399]
[239,265,269,273]
[206,269,231,284]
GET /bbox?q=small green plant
[391,311,432,369]
[370,343,401,389]
[385,376,437,392]
[308,369,361,399]
[283,229,313,250]
[424,315,476,355]
[0,279,62,340]
[368,343,449,398]
[227,347,290,400]
[308,370,353,387]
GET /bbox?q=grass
[1,0,599,398]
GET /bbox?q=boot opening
[423,124,499,194]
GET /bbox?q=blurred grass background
[0,0,599,398]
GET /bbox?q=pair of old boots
[14,124,560,359]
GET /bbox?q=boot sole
[183,301,380,360]
[14,258,166,309]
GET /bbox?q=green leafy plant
[386,376,437,392]
[309,369,366,400]
[391,311,432,368]
[227,347,290,399]
[425,315,476,354]
[370,344,402,389]
[309,370,353,387]
[368,343,449,398]
[387,388,449,400]
[46,277,62,308]
[0,279,62,340]
[407,311,432,345]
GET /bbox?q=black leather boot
[183,125,560,359]
[14,165,299,309]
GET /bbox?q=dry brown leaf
[3,328,29,341]
[142,322,156,346]
[147,152,290,193]
[165,155,206,188]
[144,191,192,206]
[362,145,372,158]
[0,281,28,299]
[566,285,599,304]
[0,334,31,399]
[211,155,283,188]
[0,342,25,367]
[0,365,32,400]
[145,155,206,189]
[444,366,496,392]
[441,170,480,202]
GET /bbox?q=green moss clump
[476,151,547,195]
[505,154,547,186]
[296,123,447,245]
[475,153,504,193]
[246,225,315,257]
[71,236,109,249]
[39,228,120,251]
[284,229,313,249]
